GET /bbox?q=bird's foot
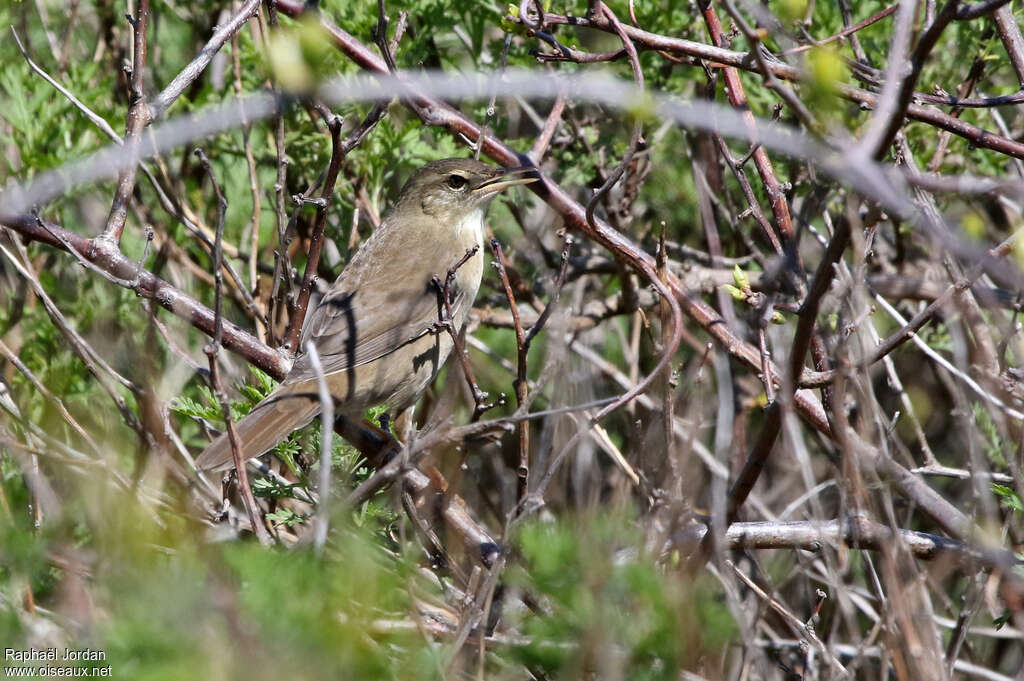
[427,319,452,335]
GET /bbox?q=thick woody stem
[993,4,1024,84]
[721,516,1018,570]
[0,214,286,379]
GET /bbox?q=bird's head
[394,158,538,220]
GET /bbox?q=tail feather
[194,388,321,472]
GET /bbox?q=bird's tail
[194,386,321,472]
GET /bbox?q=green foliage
[89,504,437,680]
[0,60,111,177]
[992,484,1023,515]
[508,512,734,679]
[264,507,310,527]
[170,383,255,426]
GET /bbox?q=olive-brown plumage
[195,158,534,471]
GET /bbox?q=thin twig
[528,92,567,163]
[100,0,151,244]
[195,148,273,547]
[283,113,346,353]
[305,341,334,553]
[583,1,644,232]
[431,246,494,420]
[231,24,265,340]
[489,240,530,505]
[150,0,262,119]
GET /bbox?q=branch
[431,246,494,421]
[150,0,262,119]
[283,114,346,352]
[511,9,1024,160]
[100,0,151,244]
[0,214,287,379]
[195,148,273,547]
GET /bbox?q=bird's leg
[426,319,452,335]
[378,412,392,436]
[212,470,236,523]
[427,273,455,336]
[379,406,417,443]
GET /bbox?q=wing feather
[287,224,467,384]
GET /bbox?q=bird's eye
[447,174,468,190]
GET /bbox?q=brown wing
[286,224,466,386]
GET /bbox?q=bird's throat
[455,206,486,250]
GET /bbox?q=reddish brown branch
[790,217,851,386]
[698,0,793,252]
[711,133,778,252]
[994,4,1024,84]
[781,4,899,56]
[283,114,346,352]
[528,93,566,163]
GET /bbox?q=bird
[195,158,536,471]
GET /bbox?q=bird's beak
[472,166,539,196]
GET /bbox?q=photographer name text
[5,649,106,663]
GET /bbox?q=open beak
[472,166,539,196]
